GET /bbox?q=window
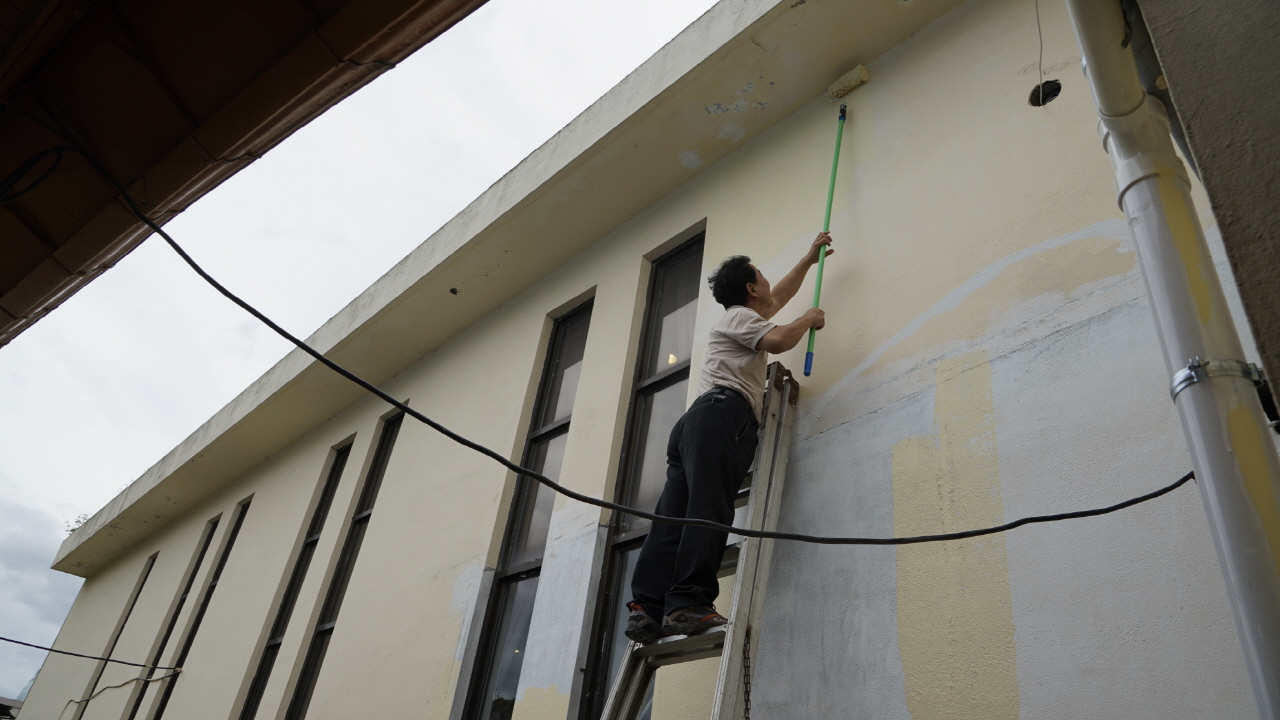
[464,302,593,720]
[152,499,252,720]
[72,553,157,720]
[581,237,703,719]
[238,445,351,720]
[284,415,402,720]
[125,518,220,720]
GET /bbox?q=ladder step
[633,628,726,667]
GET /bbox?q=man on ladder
[625,232,833,642]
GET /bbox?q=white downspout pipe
[1064,1,1280,716]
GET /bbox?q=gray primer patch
[516,504,599,699]
[751,390,931,719]
[452,559,485,663]
[992,297,1255,718]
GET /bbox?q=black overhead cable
[0,147,63,205]
[5,146,1193,548]
[0,635,180,671]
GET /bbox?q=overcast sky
[0,0,718,699]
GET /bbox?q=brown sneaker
[662,606,728,636]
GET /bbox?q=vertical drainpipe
[1064,0,1280,716]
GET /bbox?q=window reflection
[482,576,540,720]
[540,313,590,427]
[508,432,567,567]
[623,379,688,533]
[605,548,642,685]
[648,250,701,375]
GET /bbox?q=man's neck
[744,297,772,317]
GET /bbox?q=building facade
[22,0,1272,718]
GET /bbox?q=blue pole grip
[804,351,814,377]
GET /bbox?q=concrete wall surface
[1141,0,1280,389]
[22,0,1273,719]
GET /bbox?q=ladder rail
[711,366,796,719]
[600,642,650,720]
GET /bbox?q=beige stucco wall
[22,0,1270,718]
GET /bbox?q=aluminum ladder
[600,362,799,720]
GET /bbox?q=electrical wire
[3,146,1195,546]
[0,636,180,671]
[56,671,182,720]
[0,147,63,205]
[1035,0,1045,106]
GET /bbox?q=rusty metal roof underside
[0,0,488,347]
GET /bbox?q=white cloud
[0,486,83,698]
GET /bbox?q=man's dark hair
[708,255,756,309]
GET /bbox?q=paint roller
[805,64,869,377]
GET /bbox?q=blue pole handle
[804,351,814,377]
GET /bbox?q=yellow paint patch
[1226,403,1280,578]
[873,236,1134,373]
[652,657,721,720]
[512,684,569,720]
[893,353,1019,719]
[1157,178,1216,326]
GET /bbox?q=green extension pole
[804,102,846,377]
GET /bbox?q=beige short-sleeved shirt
[696,306,776,420]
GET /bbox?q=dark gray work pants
[630,386,758,619]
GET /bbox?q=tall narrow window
[72,553,157,720]
[582,237,703,719]
[284,415,402,720]
[126,518,220,720]
[238,445,350,720]
[152,500,252,720]
[464,302,593,720]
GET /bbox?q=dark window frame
[236,444,352,720]
[283,414,402,720]
[125,517,222,720]
[579,235,704,720]
[617,238,703,522]
[72,553,158,720]
[152,498,253,720]
[463,300,594,720]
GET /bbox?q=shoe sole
[624,620,665,640]
[662,619,727,636]
[624,625,663,644]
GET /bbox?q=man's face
[747,265,771,304]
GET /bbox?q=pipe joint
[1098,95,1187,207]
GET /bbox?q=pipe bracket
[1170,356,1265,402]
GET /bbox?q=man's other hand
[802,307,826,330]
[757,306,826,353]
[804,231,834,265]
